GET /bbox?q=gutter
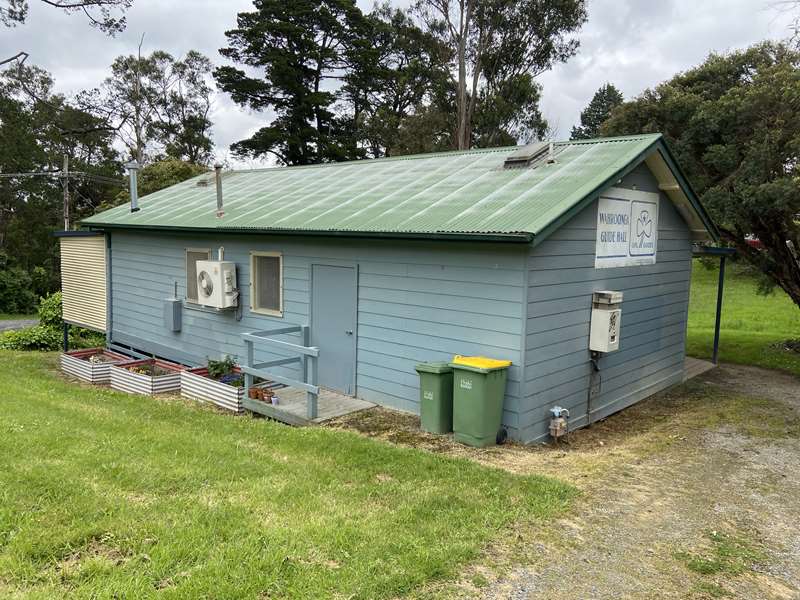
[82,223,534,244]
[52,230,105,238]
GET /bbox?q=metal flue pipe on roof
[214,163,224,217]
[547,141,556,163]
[125,161,140,213]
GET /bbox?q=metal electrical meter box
[589,290,623,353]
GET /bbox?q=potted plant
[109,358,185,395]
[247,385,277,404]
[60,348,131,384]
[181,356,274,413]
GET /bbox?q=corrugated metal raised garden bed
[181,359,281,413]
[181,367,249,413]
[60,348,131,384]
[110,359,185,396]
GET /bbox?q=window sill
[250,307,284,318]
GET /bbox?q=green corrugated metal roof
[83,134,679,241]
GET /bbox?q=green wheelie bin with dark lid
[414,362,453,434]
[449,355,511,447]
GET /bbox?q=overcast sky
[1,0,795,166]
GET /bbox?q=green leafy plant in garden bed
[206,355,244,387]
[0,292,104,351]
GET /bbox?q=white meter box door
[590,308,621,353]
[589,290,623,353]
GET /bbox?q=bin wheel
[496,428,508,445]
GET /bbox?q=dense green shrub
[30,266,54,300]
[0,292,104,351]
[0,326,62,351]
[0,266,36,314]
[72,329,106,349]
[37,292,64,329]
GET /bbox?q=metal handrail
[241,325,320,419]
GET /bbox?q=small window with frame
[185,248,211,302]
[250,252,283,316]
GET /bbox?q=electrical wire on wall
[587,351,602,427]
[234,266,243,322]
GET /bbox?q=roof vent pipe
[214,163,224,217]
[126,161,140,212]
[547,141,556,163]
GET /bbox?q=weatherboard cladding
[98,145,699,443]
[109,233,527,435]
[83,135,663,237]
[519,163,691,443]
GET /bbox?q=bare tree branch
[2,0,133,68]
[0,51,28,67]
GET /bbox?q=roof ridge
[561,133,662,145]
[225,134,662,175]
[228,145,517,175]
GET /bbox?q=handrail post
[244,338,254,397]
[300,325,309,385]
[307,352,318,420]
[301,325,318,420]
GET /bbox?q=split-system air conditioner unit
[196,260,238,309]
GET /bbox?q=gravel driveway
[478,365,800,600]
[0,319,37,332]
[333,364,800,600]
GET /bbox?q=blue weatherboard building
[59,134,718,443]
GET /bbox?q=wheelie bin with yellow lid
[449,355,511,447]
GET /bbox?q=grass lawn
[0,351,574,599]
[0,314,36,320]
[687,259,800,375]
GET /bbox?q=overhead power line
[0,156,125,230]
[0,171,67,178]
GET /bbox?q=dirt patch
[704,363,800,407]
[333,364,800,599]
[55,533,131,581]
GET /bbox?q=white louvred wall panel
[59,235,107,331]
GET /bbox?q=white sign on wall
[595,187,659,269]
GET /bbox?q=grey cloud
[1,0,795,162]
[539,0,795,138]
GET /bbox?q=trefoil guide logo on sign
[630,201,656,256]
[595,188,659,268]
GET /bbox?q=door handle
[345,330,353,335]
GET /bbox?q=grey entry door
[311,264,357,395]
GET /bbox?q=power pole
[62,155,70,230]
[0,165,124,230]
